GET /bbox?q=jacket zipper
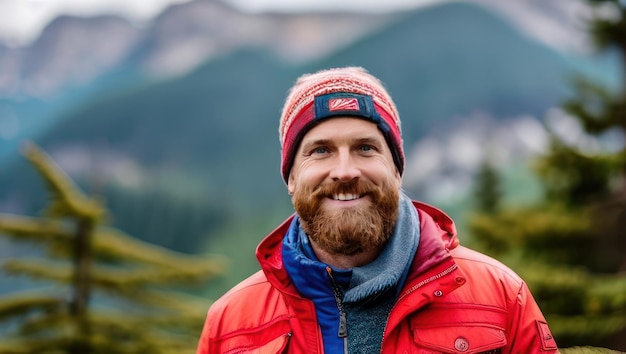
[397,263,457,302]
[326,267,348,352]
[380,263,458,353]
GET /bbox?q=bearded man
[197,67,557,353]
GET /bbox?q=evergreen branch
[3,311,199,353]
[0,341,30,354]
[0,291,65,322]
[0,332,197,354]
[586,274,626,314]
[3,259,72,283]
[560,348,621,354]
[93,310,201,334]
[139,288,213,315]
[21,142,105,221]
[563,78,626,135]
[92,227,226,276]
[89,331,197,354]
[90,264,221,291]
[91,313,202,353]
[468,206,591,252]
[0,214,73,243]
[15,311,73,337]
[119,288,212,327]
[547,313,626,338]
[0,313,200,353]
[588,2,626,51]
[87,309,201,335]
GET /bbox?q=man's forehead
[300,117,384,143]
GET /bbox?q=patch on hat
[314,92,377,122]
[329,97,359,111]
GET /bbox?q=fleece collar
[345,193,419,302]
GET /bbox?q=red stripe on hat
[281,102,315,181]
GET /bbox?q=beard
[292,179,399,256]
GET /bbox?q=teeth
[334,193,360,201]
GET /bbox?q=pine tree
[473,157,503,214]
[0,143,225,353]
[468,0,626,349]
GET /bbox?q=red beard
[292,179,399,256]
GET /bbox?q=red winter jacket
[197,201,558,353]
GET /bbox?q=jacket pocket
[410,304,507,354]
[211,317,292,354]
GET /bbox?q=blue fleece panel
[282,218,351,354]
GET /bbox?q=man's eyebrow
[298,139,331,152]
[300,138,332,150]
[353,136,384,145]
[300,136,384,149]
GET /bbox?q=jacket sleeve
[506,281,558,353]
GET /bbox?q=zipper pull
[338,312,348,338]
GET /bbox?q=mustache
[312,179,380,199]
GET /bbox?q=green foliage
[102,182,231,254]
[587,0,626,50]
[534,141,618,204]
[0,143,225,353]
[563,77,626,135]
[473,159,503,213]
[20,142,105,222]
[468,205,592,265]
[467,0,626,349]
[560,347,623,354]
[468,204,626,347]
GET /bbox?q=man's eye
[313,147,328,154]
[360,145,374,152]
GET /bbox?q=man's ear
[393,167,402,190]
[287,173,296,195]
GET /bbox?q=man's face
[288,117,402,256]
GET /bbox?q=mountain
[0,0,608,170]
[0,0,392,168]
[0,15,141,98]
[309,2,578,143]
[1,1,615,247]
[133,0,392,76]
[0,0,390,99]
[0,0,593,99]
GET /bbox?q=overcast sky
[0,0,443,46]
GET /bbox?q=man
[197,67,557,353]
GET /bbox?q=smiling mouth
[332,193,363,201]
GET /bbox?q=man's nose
[329,150,361,182]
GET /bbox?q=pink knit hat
[279,66,404,183]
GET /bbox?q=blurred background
[0,0,625,351]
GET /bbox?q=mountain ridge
[0,1,618,253]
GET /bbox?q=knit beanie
[279,66,404,183]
